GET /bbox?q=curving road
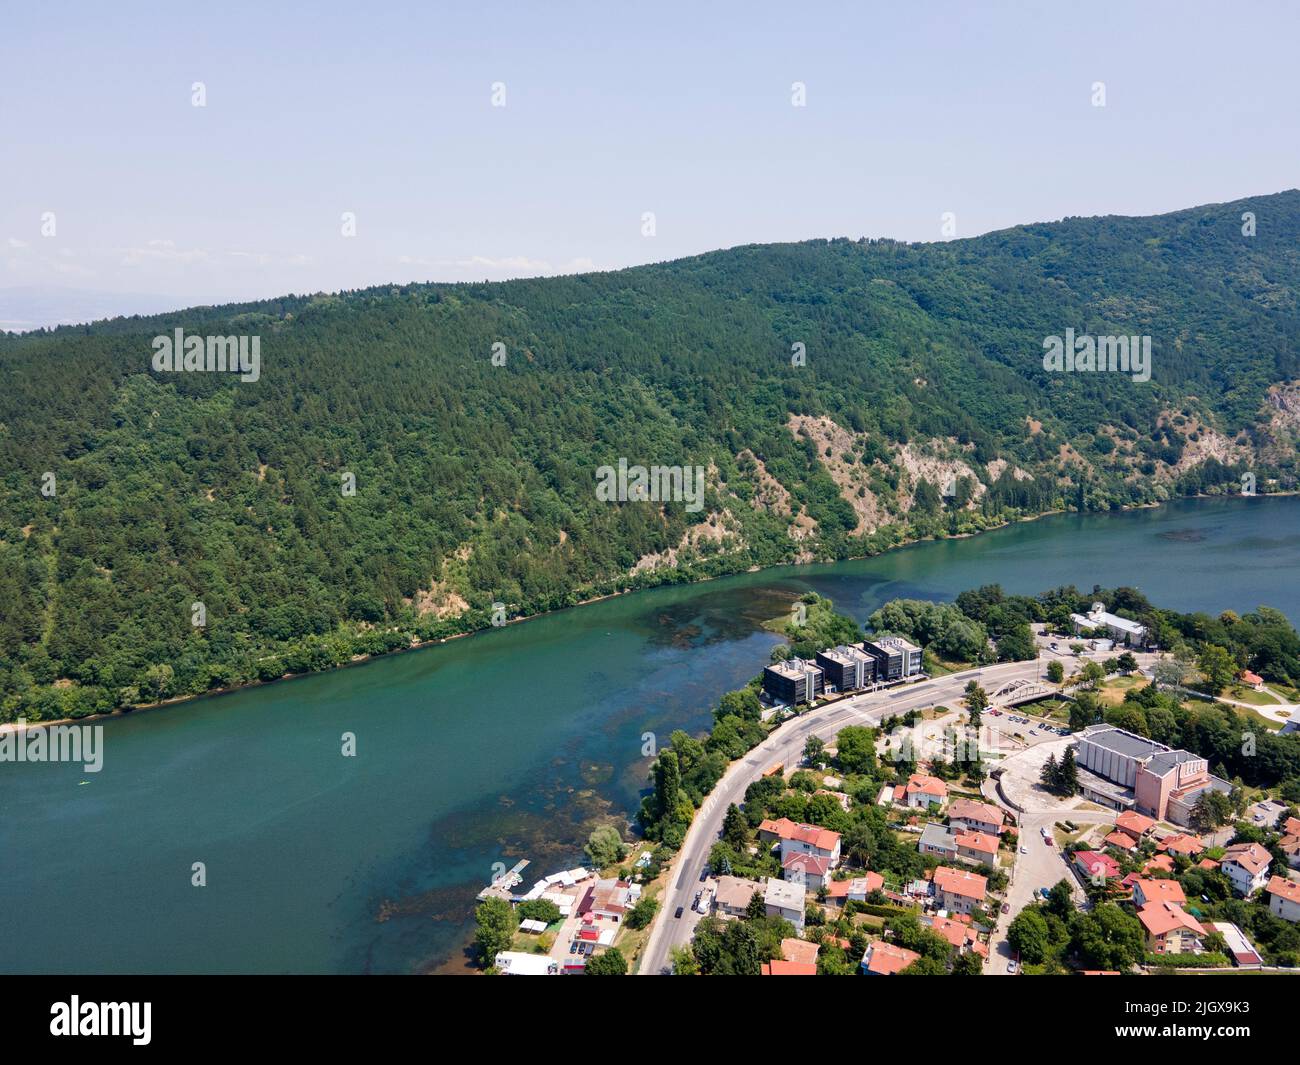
[637,657,1055,975]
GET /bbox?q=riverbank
[7,493,1299,975]
[8,491,1290,733]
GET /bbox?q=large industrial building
[1073,725,1230,826]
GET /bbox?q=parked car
[1008,960,1019,974]
[1019,845,1027,854]
[1001,902,1010,914]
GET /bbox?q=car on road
[1001,902,1010,914]
[674,906,684,919]
[1008,960,1019,974]
[1019,845,1027,854]
[1039,887,1051,899]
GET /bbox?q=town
[475,587,1300,976]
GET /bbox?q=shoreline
[5,490,1287,734]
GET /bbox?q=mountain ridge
[2,190,1298,721]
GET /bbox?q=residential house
[1115,810,1157,838]
[919,823,959,862]
[782,851,832,892]
[1158,833,1205,858]
[1104,830,1141,852]
[948,797,1007,836]
[1143,854,1176,875]
[825,872,884,906]
[780,938,820,967]
[1131,878,1186,909]
[1266,876,1300,923]
[758,818,842,866]
[1074,851,1122,884]
[1221,842,1272,897]
[712,875,764,918]
[1138,901,1206,955]
[925,914,986,956]
[955,831,999,868]
[860,941,921,975]
[1239,670,1264,692]
[933,866,987,915]
[902,773,948,810]
[764,878,807,932]
[1280,834,1300,871]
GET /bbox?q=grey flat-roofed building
[815,645,875,691]
[762,657,825,705]
[862,636,923,681]
[1076,725,1168,788]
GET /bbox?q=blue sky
[3,0,1297,322]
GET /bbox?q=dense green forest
[2,191,1298,721]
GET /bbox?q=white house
[1266,876,1300,923]
[1221,842,1272,897]
[764,878,807,933]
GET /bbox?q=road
[637,656,1053,975]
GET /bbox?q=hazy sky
[4,0,1297,322]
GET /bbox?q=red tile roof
[761,960,818,975]
[1115,811,1156,835]
[1158,833,1205,856]
[758,817,841,852]
[1132,878,1186,906]
[782,852,831,876]
[948,798,1005,828]
[780,937,821,966]
[1105,830,1139,850]
[1138,901,1205,938]
[1075,851,1121,879]
[1267,876,1300,905]
[863,941,920,975]
[933,866,988,900]
[826,872,884,898]
[906,773,948,798]
[956,830,999,857]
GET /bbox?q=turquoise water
[2,496,1297,973]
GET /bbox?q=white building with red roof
[1266,875,1300,923]
[860,941,921,975]
[1221,842,1272,897]
[932,866,987,915]
[757,817,842,866]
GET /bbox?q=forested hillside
[2,191,1299,721]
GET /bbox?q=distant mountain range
[2,191,1298,720]
[0,286,178,333]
